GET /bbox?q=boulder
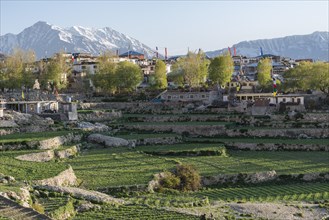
[77,121,110,132]
[15,150,55,162]
[87,134,130,147]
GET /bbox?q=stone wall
[38,133,83,150]
[131,136,182,146]
[15,146,79,162]
[123,124,329,138]
[34,185,124,204]
[226,142,329,151]
[202,171,277,186]
[202,171,329,186]
[34,166,77,186]
[78,111,122,121]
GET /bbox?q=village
[0,48,329,220]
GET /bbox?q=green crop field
[60,144,329,189]
[0,150,67,181]
[193,182,329,202]
[64,148,177,189]
[187,137,329,145]
[0,130,72,144]
[73,204,200,220]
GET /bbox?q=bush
[32,202,45,214]
[158,164,201,192]
[160,172,180,189]
[175,164,201,192]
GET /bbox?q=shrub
[175,164,201,192]
[32,202,45,214]
[160,172,180,190]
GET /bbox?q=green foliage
[167,71,184,87]
[40,52,71,91]
[284,61,329,95]
[208,54,233,86]
[175,164,201,192]
[0,48,35,90]
[115,61,143,93]
[160,172,181,190]
[150,60,167,89]
[73,204,199,220]
[257,58,272,88]
[194,182,329,202]
[92,53,117,93]
[171,51,209,88]
[32,202,45,214]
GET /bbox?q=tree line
[1,48,328,97]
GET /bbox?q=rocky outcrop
[87,134,130,147]
[15,150,55,162]
[38,133,83,150]
[55,146,79,159]
[34,166,77,186]
[15,146,79,162]
[1,133,82,151]
[0,173,15,184]
[0,187,32,208]
[78,111,122,121]
[0,120,18,128]
[34,185,124,204]
[202,171,277,186]
[147,172,168,193]
[77,121,110,132]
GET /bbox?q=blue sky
[1,0,328,55]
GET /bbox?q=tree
[93,53,117,93]
[171,51,209,88]
[284,61,329,97]
[40,52,71,91]
[257,58,272,88]
[149,60,167,89]
[0,48,36,90]
[208,53,233,86]
[115,61,143,93]
[309,62,329,96]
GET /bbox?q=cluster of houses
[0,50,315,117]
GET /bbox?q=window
[297,98,301,103]
[82,66,86,70]
[201,95,205,98]
[292,98,295,103]
[180,95,184,99]
[189,95,194,99]
[283,98,286,102]
[167,96,171,100]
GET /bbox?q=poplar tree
[208,53,233,86]
[149,60,167,89]
[257,58,272,88]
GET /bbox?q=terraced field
[0,195,51,220]
[0,131,72,144]
[0,150,67,181]
[193,182,329,202]
[73,204,200,220]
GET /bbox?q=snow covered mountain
[0,21,155,59]
[206,31,329,61]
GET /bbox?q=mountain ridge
[206,31,329,61]
[0,21,155,59]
